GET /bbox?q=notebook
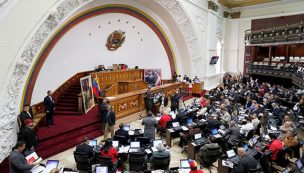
[25,152,42,165]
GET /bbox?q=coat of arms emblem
[106,30,126,51]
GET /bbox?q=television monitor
[210,56,219,65]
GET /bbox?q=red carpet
[35,106,102,159]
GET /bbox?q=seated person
[9,141,35,173]
[240,119,254,136]
[198,137,219,159]
[158,111,172,129]
[200,97,209,108]
[114,123,130,140]
[189,160,204,173]
[282,130,298,148]
[19,104,34,129]
[266,133,283,161]
[151,143,170,162]
[176,108,186,122]
[250,113,260,127]
[227,121,241,146]
[100,140,118,163]
[179,124,200,147]
[50,168,60,173]
[75,136,95,159]
[21,119,38,154]
[206,114,220,129]
[279,120,296,139]
[231,147,258,173]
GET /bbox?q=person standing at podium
[193,76,200,83]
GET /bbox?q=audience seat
[151,155,170,171]
[199,145,220,170]
[114,135,130,146]
[249,162,262,173]
[129,152,146,171]
[96,155,117,173]
[73,151,93,172]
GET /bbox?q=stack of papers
[181,126,189,131]
[25,152,42,165]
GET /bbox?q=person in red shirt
[200,97,209,108]
[189,160,204,173]
[100,140,118,163]
[266,133,283,161]
[159,113,172,129]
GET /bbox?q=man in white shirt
[240,119,254,136]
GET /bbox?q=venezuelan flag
[92,78,101,97]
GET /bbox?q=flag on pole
[92,75,101,97]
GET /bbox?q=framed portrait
[80,75,95,114]
[144,69,161,87]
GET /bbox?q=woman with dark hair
[100,140,118,163]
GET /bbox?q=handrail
[32,70,93,114]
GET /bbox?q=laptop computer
[193,133,207,146]
[180,159,190,169]
[172,122,181,131]
[45,160,59,173]
[249,137,258,147]
[211,128,222,138]
[112,140,119,148]
[226,150,240,164]
[95,166,108,173]
[153,139,163,147]
[88,140,97,147]
[296,159,304,172]
[129,141,141,153]
[123,124,131,131]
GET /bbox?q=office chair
[271,148,290,172]
[199,145,220,173]
[249,162,262,173]
[129,152,146,171]
[151,155,170,171]
[73,151,92,172]
[113,135,129,146]
[136,136,151,146]
[96,155,117,173]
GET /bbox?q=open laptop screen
[96,166,108,173]
[296,159,303,169]
[211,128,218,135]
[226,150,236,158]
[180,159,190,168]
[45,160,59,172]
[153,139,163,147]
[243,144,249,151]
[123,124,130,131]
[282,168,289,173]
[112,141,119,148]
[172,122,179,127]
[130,141,140,148]
[88,140,97,147]
[194,133,202,140]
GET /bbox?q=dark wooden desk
[166,129,174,147]
[187,142,203,160]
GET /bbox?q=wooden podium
[192,82,203,95]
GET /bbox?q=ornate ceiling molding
[156,0,202,77]
[0,0,201,162]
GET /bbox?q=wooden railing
[32,70,93,114]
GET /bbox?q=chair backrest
[17,114,22,130]
[202,146,220,164]
[275,148,289,167]
[166,121,173,128]
[136,137,150,146]
[73,151,91,171]
[96,155,113,167]
[129,152,146,171]
[74,151,90,163]
[246,130,255,140]
[113,135,128,145]
[152,154,170,170]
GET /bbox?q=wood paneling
[252,14,304,31]
[103,83,181,119]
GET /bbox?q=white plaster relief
[196,15,206,32]
[0,0,201,162]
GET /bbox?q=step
[36,129,101,159]
[58,98,78,102]
[54,110,82,115]
[56,102,78,107]
[55,106,77,111]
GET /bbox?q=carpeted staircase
[54,83,82,116]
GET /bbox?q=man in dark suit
[44,90,55,127]
[19,105,33,130]
[21,119,38,153]
[99,99,108,132]
[176,108,186,122]
[103,105,116,141]
[114,123,130,140]
[9,141,35,173]
[75,136,95,159]
[144,87,154,112]
[232,147,258,173]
